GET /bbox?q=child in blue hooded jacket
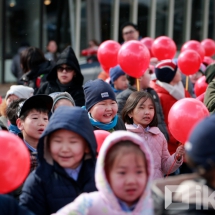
[19,106,97,215]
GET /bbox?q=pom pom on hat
[109,65,125,83]
[84,79,116,111]
[155,60,177,83]
[5,85,34,100]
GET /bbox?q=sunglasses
[123,30,136,36]
[57,66,74,72]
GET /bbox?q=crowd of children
[1,37,215,215]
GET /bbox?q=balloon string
[186,76,189,91]
[136,78,140,91]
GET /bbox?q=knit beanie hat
[155,60,177,83]
[109,65,126,83]
[205,63,215,84]
[185,114,215,172]
[49,92,75,113]
[5,85,34,100]
[84,79,116,111]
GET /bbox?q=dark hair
[20,106,49,121]
[105,140,147,180]
[21,47,46,73]
[120,22,138,34]
[6,98,26,125]
[121,91,158,127]
[126,75,136,86]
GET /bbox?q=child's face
[6,94,19,106]
[108,152,147,206]
[54,99,74,112]
[114,75,128,90]
[18,109,49,142]
[57,64,75,84]
[49,129,88,169]
[139,70,151,89]
[89,99,118,123]
[189,71,203,84]
[129,98,154,128]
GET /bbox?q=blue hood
[37,106,97,164]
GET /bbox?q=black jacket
[36,46,85,107]
[0,195,35,215]
[20,61,54,94]
[116,85,169,141]
[19,106,97,215]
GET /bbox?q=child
[0,85,34,129]
[109,65,128,95]
[6,98,26,135]
[19,106,97,215]
[121,91,184,180]
[83,79,126,132]
[37,46,85,107]
[116,70,169,141]
[54,130,154,215]
[16,95,53,172]
[152,115,215,214]
[151,60,190,155]
[49,92,75,113]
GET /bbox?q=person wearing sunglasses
[36,46,85,107]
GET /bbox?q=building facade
[0,0,214,83]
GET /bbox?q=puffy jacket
[126,124,182,180]
[19,106,97,215]
[204,80,215,113]
[116,85,169,141]
[36,46,85,107]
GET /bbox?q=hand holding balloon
[175,145,185,161]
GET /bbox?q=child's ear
[128,111,133,119]
[16,118,24,131]
[85,145,90,154]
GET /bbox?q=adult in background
[20,47,54,94]
[44,40,59,62]
[36,46,85,107]
[120,22,140,43]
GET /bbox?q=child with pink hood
[54,130,154,215]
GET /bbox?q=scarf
[88,112,118,131]
[156,80,185,100]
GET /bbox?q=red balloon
[201,39,215,57]
[94,130,110,154]
[0,131,30,194]
[181,40,205,62]
[178,50,202,75]
[168,98,209,144]
[203,56,214,66]
[140,37,154,57]
[151,36,176,60]
[118,41,150,78]
[98,40,121,72]
[194,76,208,97]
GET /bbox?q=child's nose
[126,174,136,184]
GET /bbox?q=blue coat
[19,106,97,215]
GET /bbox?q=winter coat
[126,124,182,180]
[116,85,169,141]
[20,61,54,94]
[36,46,85,107]
[204,80,215,113]
[150,81,190,154]
[92,115,126,131]
[0,194,35,215]
[55,130,154,215]
[151,173,215,215]
[19,106,97,215]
